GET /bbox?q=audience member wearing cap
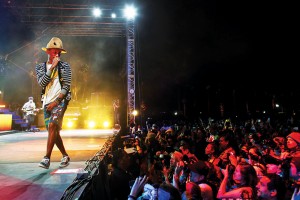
[217,161,258,200]
[287,132,300,148]
[187,160,214,200]
[281,132,300,183]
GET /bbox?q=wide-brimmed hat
[42,37,67,53]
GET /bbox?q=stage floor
[0,129,114,200]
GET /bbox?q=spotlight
[67,121,74,128]
[88,121,96,129]
[111,13,116,18]
[103,121,110,128]
[123,5,137,20]
[93,8,102,17]
[132,110,138,116]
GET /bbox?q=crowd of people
[107,116,300,200]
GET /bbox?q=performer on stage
[35,37,72,169]
[113,98,120,125]
[22,96,37,131]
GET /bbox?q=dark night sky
[137,0,296,117]
[0,0,297,120]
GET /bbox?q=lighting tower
[124,5,137,126]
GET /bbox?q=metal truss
[84,131,116,173]
[0,56,8,77]
[1,0,127,37]
[126,19,136,125]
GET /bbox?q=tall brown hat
[42,37,67,53]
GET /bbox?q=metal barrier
[60,129,122,200]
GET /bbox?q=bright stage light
[103,121,110,128]
[88,121,96,129]
[93,8,102,17]
[111,13,116,18]
[63,117,78,129]
[132,110,138,116]
[67,121,74,128]
[123,5,137,20]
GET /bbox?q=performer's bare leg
[45,122,68,158]
[45,122,57,158]
[55,131,68,156]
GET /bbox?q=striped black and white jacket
[35,61,72,103]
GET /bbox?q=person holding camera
[179,139,199,164]
[205,142,222,181]
[173,160,214,200]
[217,133,238,169]
[217,161,258,199]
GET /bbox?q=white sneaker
[59,156,70,168]
[38,157,50,169]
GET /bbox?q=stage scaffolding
[1,0,138,127]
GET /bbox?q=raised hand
[129,175,148,198]
[292,187,300,200]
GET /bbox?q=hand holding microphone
[50,54,60,70]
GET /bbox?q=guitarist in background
[22,96,37,131]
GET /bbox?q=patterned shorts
[44,100,68,130]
